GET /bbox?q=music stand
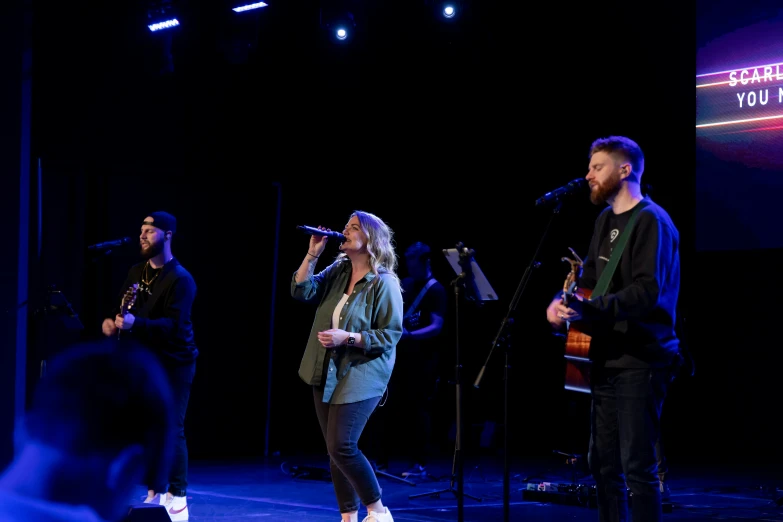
[31,286,84,378]
[409,243,497,522]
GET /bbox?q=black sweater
[578,197,681,368]
[109,258,199,365]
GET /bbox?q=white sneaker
[166,495,189,521]
[362,507,393,522]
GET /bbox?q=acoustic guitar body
[564,289,592,394]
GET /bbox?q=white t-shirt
[332,293,350,329]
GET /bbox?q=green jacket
[291,258,404,404]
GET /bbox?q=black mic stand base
[409,485,482,502]
[408,449,482,502]
[372,463,417,487]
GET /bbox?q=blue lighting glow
[148,18,180,32]
[233,2,268,13]
[443,5,455,18]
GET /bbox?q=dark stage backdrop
[28,0,783,472]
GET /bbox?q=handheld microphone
[297,225,346,242]
[535,178,589,207]
[88,237,134,250]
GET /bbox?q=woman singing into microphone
[291,210,403,522]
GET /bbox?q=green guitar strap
[590,199,650,298]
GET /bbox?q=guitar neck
[563,282,577,306]
[118,284,139,339]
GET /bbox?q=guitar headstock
[561,247,584,304]
[120,284,139,315]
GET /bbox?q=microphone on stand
[297,225,346,242]
[88,237,134,250]
[535,178,588,207]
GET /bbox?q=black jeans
[148,360,195,497]
[588,367,671,522]
[313,385,383,513]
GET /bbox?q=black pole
[474,201,564,522]
[504,341,509,520]
[264,182,282,458]
[454,280,464,521]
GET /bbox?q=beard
[590,170,622,205]
[140,241,163,259]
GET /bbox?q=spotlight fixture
[320,8,356,43]
[147,0,181,32]
[426,0,464,21]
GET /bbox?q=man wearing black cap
[102,211,198,522]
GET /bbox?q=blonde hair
[337,210,400,287]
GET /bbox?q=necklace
[141,261,162,287]
[140,257,174,294]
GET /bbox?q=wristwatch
[347,334,355,346]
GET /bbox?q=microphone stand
[409,243,483,519]
[473,201,563,522]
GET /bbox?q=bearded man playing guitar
[545,136,683,522]
[102,211,197,522]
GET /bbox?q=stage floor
[130,454,783,521]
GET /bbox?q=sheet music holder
[442,248,498,302]
[29,286,84,379]
[43,289,85,332]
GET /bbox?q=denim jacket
[291,258,403,404]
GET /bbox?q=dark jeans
[313,385,383,513]
[588,367,671,522]
[148,360,195,497]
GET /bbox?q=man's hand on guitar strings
[546,297,568,330]
[555,296,584,323]
[101,317,118,337]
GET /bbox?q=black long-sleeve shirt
[578,197,681,368]
[109,258,199,365]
